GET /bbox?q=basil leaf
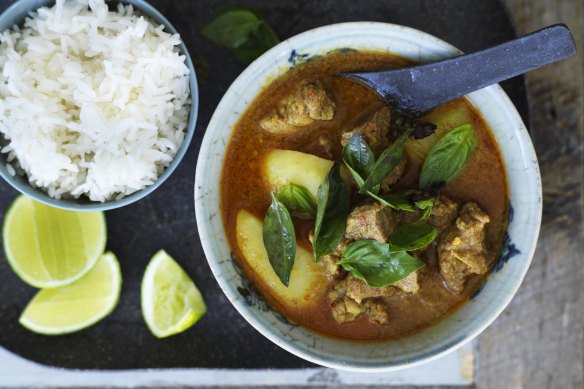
[367,190,436,222]
[419,124,476,190]
[313,162,350,261]
[339,240,424,287]
[367,191,417,212]
[231,22,279,64]
[342,132,375,188]
[415,197,435,221]
[202,10,261,48]
[344,163,365,187]
[388,222,437,252]
[262,193,296,286]
[414,197,434,210]
[361,129,412,194]
[276,183,316,218]
[202,10,279,65]
[212,5,261,18]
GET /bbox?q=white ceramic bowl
[194,22,541,371]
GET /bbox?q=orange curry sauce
[220,51,507,340]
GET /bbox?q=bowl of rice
[0,0,197,210]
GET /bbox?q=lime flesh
[3,196,106,288]
[19,252,121,335]
[141,250,206,338]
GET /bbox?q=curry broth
[221,51,508,340]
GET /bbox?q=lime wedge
[141,250,206,338]
[19,252,121,335]
[3,195,106,288]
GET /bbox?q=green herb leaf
[367,190,436,222]
[313,162,350,261]
[367,191,417,212]
[201,10,261,48]
[339,240,424,287]
[415,197,435,221]
[202,10,279,65]
[262,193,296,286]
[419,124,476,190]
[276,183,316,218]
[212,5,261,18]
[361,129,412,194]
[388,223,437,252]
[342,132,375,189]
[231,23,279,64]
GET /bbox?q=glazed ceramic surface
[195,22,541,371]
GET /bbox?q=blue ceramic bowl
[0,0,198,211]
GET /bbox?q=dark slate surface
[0,0,528,369]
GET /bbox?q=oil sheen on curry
[221,50,508,340]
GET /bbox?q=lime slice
[2,195,106,288]
[19,252,121,335]
[141,250,206,338]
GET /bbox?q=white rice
[0,0,190,202]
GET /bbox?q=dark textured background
[0,0,528,369]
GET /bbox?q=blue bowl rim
[0,0,199,211]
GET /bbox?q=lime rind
[18,252,122,335]
[141,250,206,338]
[2,195,107,288]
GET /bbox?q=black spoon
[342,24,576,115]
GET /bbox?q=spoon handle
[344,24,576,114]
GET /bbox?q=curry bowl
[194,22,541,371]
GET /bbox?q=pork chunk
[393,269,422,293]
[345,202,397,242]
[309,231,348,279]
[438,202,490,294]
[341,106,391,153]
[330,296,364,324]
[364,300,390,325]
[319,255,343,279]
[318,239,349,279]
[329,282,391,324]
[260,80,335,134]
[340,271,421,304]
[429,196,460,231]
[328,286,365,324]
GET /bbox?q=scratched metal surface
[0,0,528,370]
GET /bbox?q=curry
[221,50,507,340]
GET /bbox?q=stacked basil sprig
[263,124,476,287]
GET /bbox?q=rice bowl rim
[0,0,198,211]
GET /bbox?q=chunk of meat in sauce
[260,80,335,134]
[400,195,459,227]
[345,202,397,242]
[329,291,364,324]
[340,270,422,303]
[341,106,391,153]
[309,231,349,280]
[430,196,460,231]
[328,281,390,324]
[364,299,390,325]
[438,202,490,294]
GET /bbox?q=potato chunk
[263,149,333,197]
[405,102,475,161]
[235,210,327,308]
